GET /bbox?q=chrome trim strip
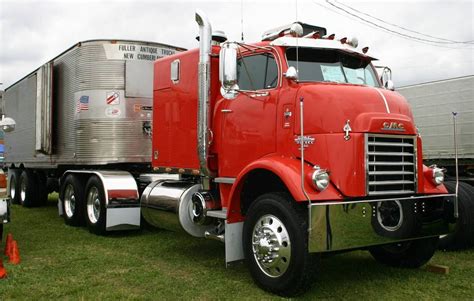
[371,87,390,113]
[367,151,414,156]
[369,180,414,185]
[214,177,236,184]
[369,171,414,176]
[310,193,454,207]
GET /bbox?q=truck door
[218,51,280,177]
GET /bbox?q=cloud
[0,0,473,88]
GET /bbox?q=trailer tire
[243,193,313,297]
[439,181,474,250]
[8,169,21,204]
[85,176,107,235]
[369,237,438,268]
[19,170,40,207]
[61,174,85,227]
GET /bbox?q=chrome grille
[366,134,417,195]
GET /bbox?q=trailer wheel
[439,181,474,250]
[85,176,107,235]
[243,193,313,297]
[19,170,39,207]
[61,174,85,227]
[8,169,21,204]
[369,237,438,268]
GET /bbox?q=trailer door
[35,62,53,154]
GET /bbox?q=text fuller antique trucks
[4,11,458,296]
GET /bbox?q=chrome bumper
[308,194,455,253]
[0,198,11,224]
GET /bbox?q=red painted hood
[294,83,416,135]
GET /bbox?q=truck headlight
[311,168,330,191]
[432,167,445,186]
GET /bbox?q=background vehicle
[2,11,458,296]
[398,76,474,249]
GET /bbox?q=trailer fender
[226,155,343,223]
[60,170,140,231]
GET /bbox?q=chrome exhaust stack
[195,10,214,178]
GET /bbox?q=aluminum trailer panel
[4,40,185,168]
[398,76,474,160]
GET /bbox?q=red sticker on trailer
[106,91,120,105]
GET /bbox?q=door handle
[221,109,233,113]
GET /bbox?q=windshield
[286,47,379,87]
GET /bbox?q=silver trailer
[398,75,474,184]
[4,40,184,167]
[3,40,185,215]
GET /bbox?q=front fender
[226,155,343,223]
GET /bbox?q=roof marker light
[340,37,347,44]
[362,46,369,54]
[327,34,335,40]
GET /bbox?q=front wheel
[243,193,313,297]
[84,176,107,235]
[369,237,439,268]
[439,181,474,250]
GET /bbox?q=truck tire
[84,176,107,235]
[369,237,438,268]
[61,174,85,227]
[439,181,474,250]
[8,169,21,204]
[243,193,313,297]
[19,169,40,207]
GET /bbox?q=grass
[1,197,473,300]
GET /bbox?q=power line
[333,0,474,45]
[317,0,473,49]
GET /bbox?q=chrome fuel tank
[141,180,216,237]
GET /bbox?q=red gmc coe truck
[3,11,464,296]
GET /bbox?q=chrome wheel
[63,184,76,218]
[20,178,27,203]
[252,214,291,278]
[87,186,101,224]
[10,176,16,200]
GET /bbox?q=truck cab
[145,14,456,296]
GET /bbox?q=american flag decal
[76,95,89,113]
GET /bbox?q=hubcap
[20,178,26,203]
[64,184,76,218]
[87,186,101,224]
[377,200,403,231]
[10,177,16,199]
[252,214,291,278]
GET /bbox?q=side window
[237,53,278,90]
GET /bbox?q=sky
[0,0,473,89]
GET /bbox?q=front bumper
[309,194,455,252]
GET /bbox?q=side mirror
[378,66,395,91]
[284,66,298,80]
[384,79,395,91]
[0,115,16,132]
[219,42,239,99]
